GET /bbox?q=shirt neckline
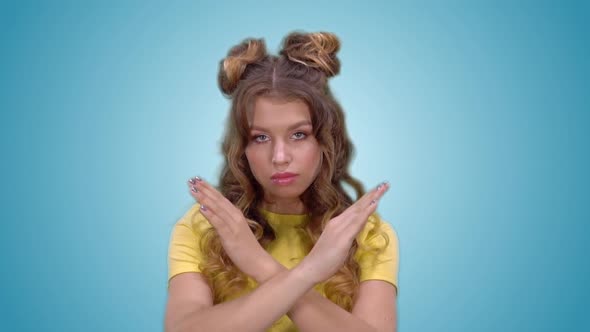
[258,207,311,229]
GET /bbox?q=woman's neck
[260,196,307,215]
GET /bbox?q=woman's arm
[167,266,314,332]
[166,263,395,332]
[184,178,394,331]
[264,263,395,332]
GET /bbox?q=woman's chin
[266,187,306,200]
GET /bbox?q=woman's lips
[271,174,298,185]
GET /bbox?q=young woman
[165,31,399,332]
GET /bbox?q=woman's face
[245,96,322,202]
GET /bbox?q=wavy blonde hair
[196,31,389,311]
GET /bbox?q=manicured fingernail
[200,205,207,211]
[189,176,202,185]
[377,184,383,190]
[370,199,377,205]
[191,186,198,193]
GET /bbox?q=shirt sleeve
[167,204,211,284]
[354,213,400,293]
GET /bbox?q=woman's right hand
[295,182,390,284]
[187,177,280,283]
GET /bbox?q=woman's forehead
[247,97,311,129]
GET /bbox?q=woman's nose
[271,141,291,165]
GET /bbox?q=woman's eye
[251,132,307,143]
[253,134,269,143]
[292,132,307,140]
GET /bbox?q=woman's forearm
[288,286,378,332]
[265,264,378,332]
[173,268,315,332]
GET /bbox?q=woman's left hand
[187,177,279,283]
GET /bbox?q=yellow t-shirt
[168,203,399,331]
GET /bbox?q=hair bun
[280,31,341,77]
[218,38,268,96]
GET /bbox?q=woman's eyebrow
[250,120,312,132]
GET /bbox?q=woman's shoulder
[356,212,398,248]
[174,203,213,235]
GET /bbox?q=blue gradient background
[1,1,588,331]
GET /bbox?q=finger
[199,203,231,236]
[190,178,227,206]
[343,200,380,237]
[187,176,202,198]
[195,190,234,223]
[345,181,389,215]
[187,176,201,186]
[191,178,244,221]
[330,182,389,227]
[192,182,242,232]
[363,181,390,208]
[188,184,215,214]
[187,177,218,206]
[188,183,200,200]
[358,183,388,221]
[342,182,389,233]
[193,178,214,195]
[197,193,230,229]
